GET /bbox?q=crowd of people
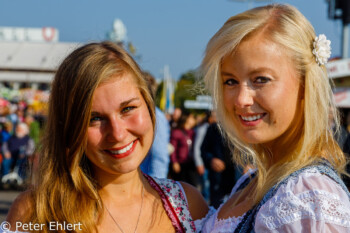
[0,99,44,189]
[158,108,243,208]
[0,88,243,208]
[2,3,350,233]
[2,97,350,199]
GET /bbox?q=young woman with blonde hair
[5,42,208,233]
[199,4,350,232]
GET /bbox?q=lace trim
[194,206,216,232]
[211,213,246,233]
[258,189,350,230]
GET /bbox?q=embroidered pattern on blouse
[147,176,196,233]
[211,213,247,233]
[258,175,350,230]
[193,206,216,232]
[200,170,257,233]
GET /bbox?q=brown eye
[224,79,238,86]
[255,76,271,83]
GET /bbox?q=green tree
[174,70,200,109]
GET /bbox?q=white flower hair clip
[312,34,331,66]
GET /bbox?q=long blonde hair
[201,4,347,203]
[30,41,155,232]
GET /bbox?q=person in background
[24,114,41,147]
[193,110,215,201]
[201,121,239,208]
[0,121,12,177]
[199,4,350,232]
[170,107,182,129]
[140,72,170,178]
[169,112,199,186]
[1,123,34,180]
[343,134,350,190]
[0,99,10,127]
[0,121,12,146]
[329,109,348,150]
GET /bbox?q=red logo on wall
[42,27,55,41]
[334,91,347,103]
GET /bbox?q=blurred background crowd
[1,79,350,208]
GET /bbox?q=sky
[0,0,343,80]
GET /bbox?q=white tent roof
[0,41,79,70]
[0,41,80,83]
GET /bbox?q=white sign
[327,58,350,79]
[184,100,213,110]
[333,88,350,108]
[0,27,59,42]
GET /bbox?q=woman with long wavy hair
[199,4,350,232]
[5,41,208,233]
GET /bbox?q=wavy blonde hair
[29,41,155,233]
[201,4,347,203]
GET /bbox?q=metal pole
[343,23,349,58]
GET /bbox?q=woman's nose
[106,117,127,142]
[234,84,254,108]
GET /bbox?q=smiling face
[221,33,302,146]
[85,72,154,176]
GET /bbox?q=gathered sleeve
[254,168,350,232]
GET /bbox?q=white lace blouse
[198,168,350,233]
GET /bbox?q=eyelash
[90,116,103,124]
[89,106,137,125]
[121,106,136,113]
[255,76,271,83]
[223,77,271,86]
[223,79,238,86]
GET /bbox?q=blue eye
[122,106,136,113]
[255,76,271,83]
[90,116,103,123]
[224,79,238,86]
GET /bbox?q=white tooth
[242,114,263,121]
[119,148,127,154]
[110,142,134,154]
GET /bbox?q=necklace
[105,183,145,233]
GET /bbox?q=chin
[238,133,260,143]
[122,159,144,173]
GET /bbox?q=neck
[97,169,145,201]
[261,135,301,167]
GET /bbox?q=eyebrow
[249,67,274,75]
[119,97,140,108]
[221,71,234,77]
[221,67,275,77]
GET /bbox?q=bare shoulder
[179,181,209,220]
[6,190,34,227]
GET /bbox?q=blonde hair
[29,41,155,233]
[201,4,347,203]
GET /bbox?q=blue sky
[0,0,343,80]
